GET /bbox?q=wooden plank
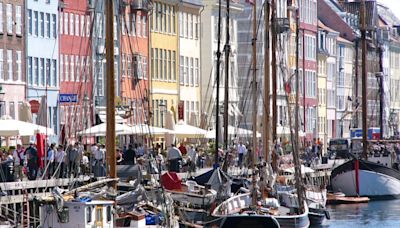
[0,192,52,204]
[0,176,90,191]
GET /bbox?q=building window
[179,56,184,84]
[16,6,22,35]
[184,57,188,84]
[80,15,85,37]
[40,58,45,86]
[60,12,63,35]
[0,4,3,34]
[9,102,15,119]
[194,58,199,86]
[70,13,74,36]
[60,54,64,82]
[65,54,69,81]
[0,50,3,81]
[143,57,147,79]
[52,14,57,38]
[40,12,44,37]
[33,11,38,36]
[172,51,176,81]
[45,13,50,38]
[137,14,141,37]
[190,58,194,86]
[7,50,12,81]
[131,13,136,36]
[179,13,183,37]
[189,14,193,39]
[167,50,171,81]
[151,49,154,79]
[6,4,12,35]
[16,51,21,81]
[194,15,199,39]
[154,48,158,79]
[71,55,76,81]
[28,57,32,84]
[46,59,51,86]
[142,16,146,37]
[34,57,38,85]
[163,50,167,81]
[64,12,68,35]
[75,14,79,36]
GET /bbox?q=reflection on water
[318,199,400,228]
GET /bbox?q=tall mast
[264,1,270,162]
[271,0,277,142]
[293,4,305,214]
[251,0,258,206]
[378,46,384,139]
[215,0,222,165]
[105,0,117,186]
[223,0,231,152]
[361,0,368,160]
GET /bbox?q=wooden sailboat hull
[331,159,400,198]
[212,193,310,228]
[166,189,217,208]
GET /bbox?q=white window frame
[70,55,74,81]
[70,13,74,36]
[60,12,63,35]
[6,4,12,35]
[0,50,3,80]
[75,14,79,36]
[44,13,50,38]
[7,50,12,81]
[0,4,3,34]
[80,15,85,37]
[60,54,64,82]
[64,12,68,35]
[52,59,57,86]
[65,54,69,81]
[15,6,22,35]
[16,51,21,81]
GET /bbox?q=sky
[378,0,400,19]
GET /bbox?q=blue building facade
[26,0,59,142]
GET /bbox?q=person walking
[238,142,247,168]
[26,142,38,180]
[12,144,25,180]
[68,143,79,178]
[55,145,66,178]
[187,145,197,173]
[167,144,182,172]
[124,144,136,165]
[47,144,56,179]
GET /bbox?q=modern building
[200,0,242,132]
[119,0,150,126]
[149,0,179,128]
[0,0,25,120]
[178,0,202,125]
[59,0,93,143]
[26,0,59,142]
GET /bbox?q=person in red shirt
[179,143,187,156]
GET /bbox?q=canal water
[319,199,400,228]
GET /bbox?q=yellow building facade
[150,0,179,128]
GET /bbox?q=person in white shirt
[47,144,56,179]
[238,142,247,167]
[187,146,197,173]
[94,144,106,177]
[13,144,24,180]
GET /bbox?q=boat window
[57,207,69,223]
[86,206,92,223]
[96,207,103,221]
[106,205,112,222]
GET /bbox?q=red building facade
[59,0,93,142]
[119,1,149,125]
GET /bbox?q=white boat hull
[331,159,400,198]
[332,169,400,197]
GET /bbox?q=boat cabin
[39,200,114,228]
